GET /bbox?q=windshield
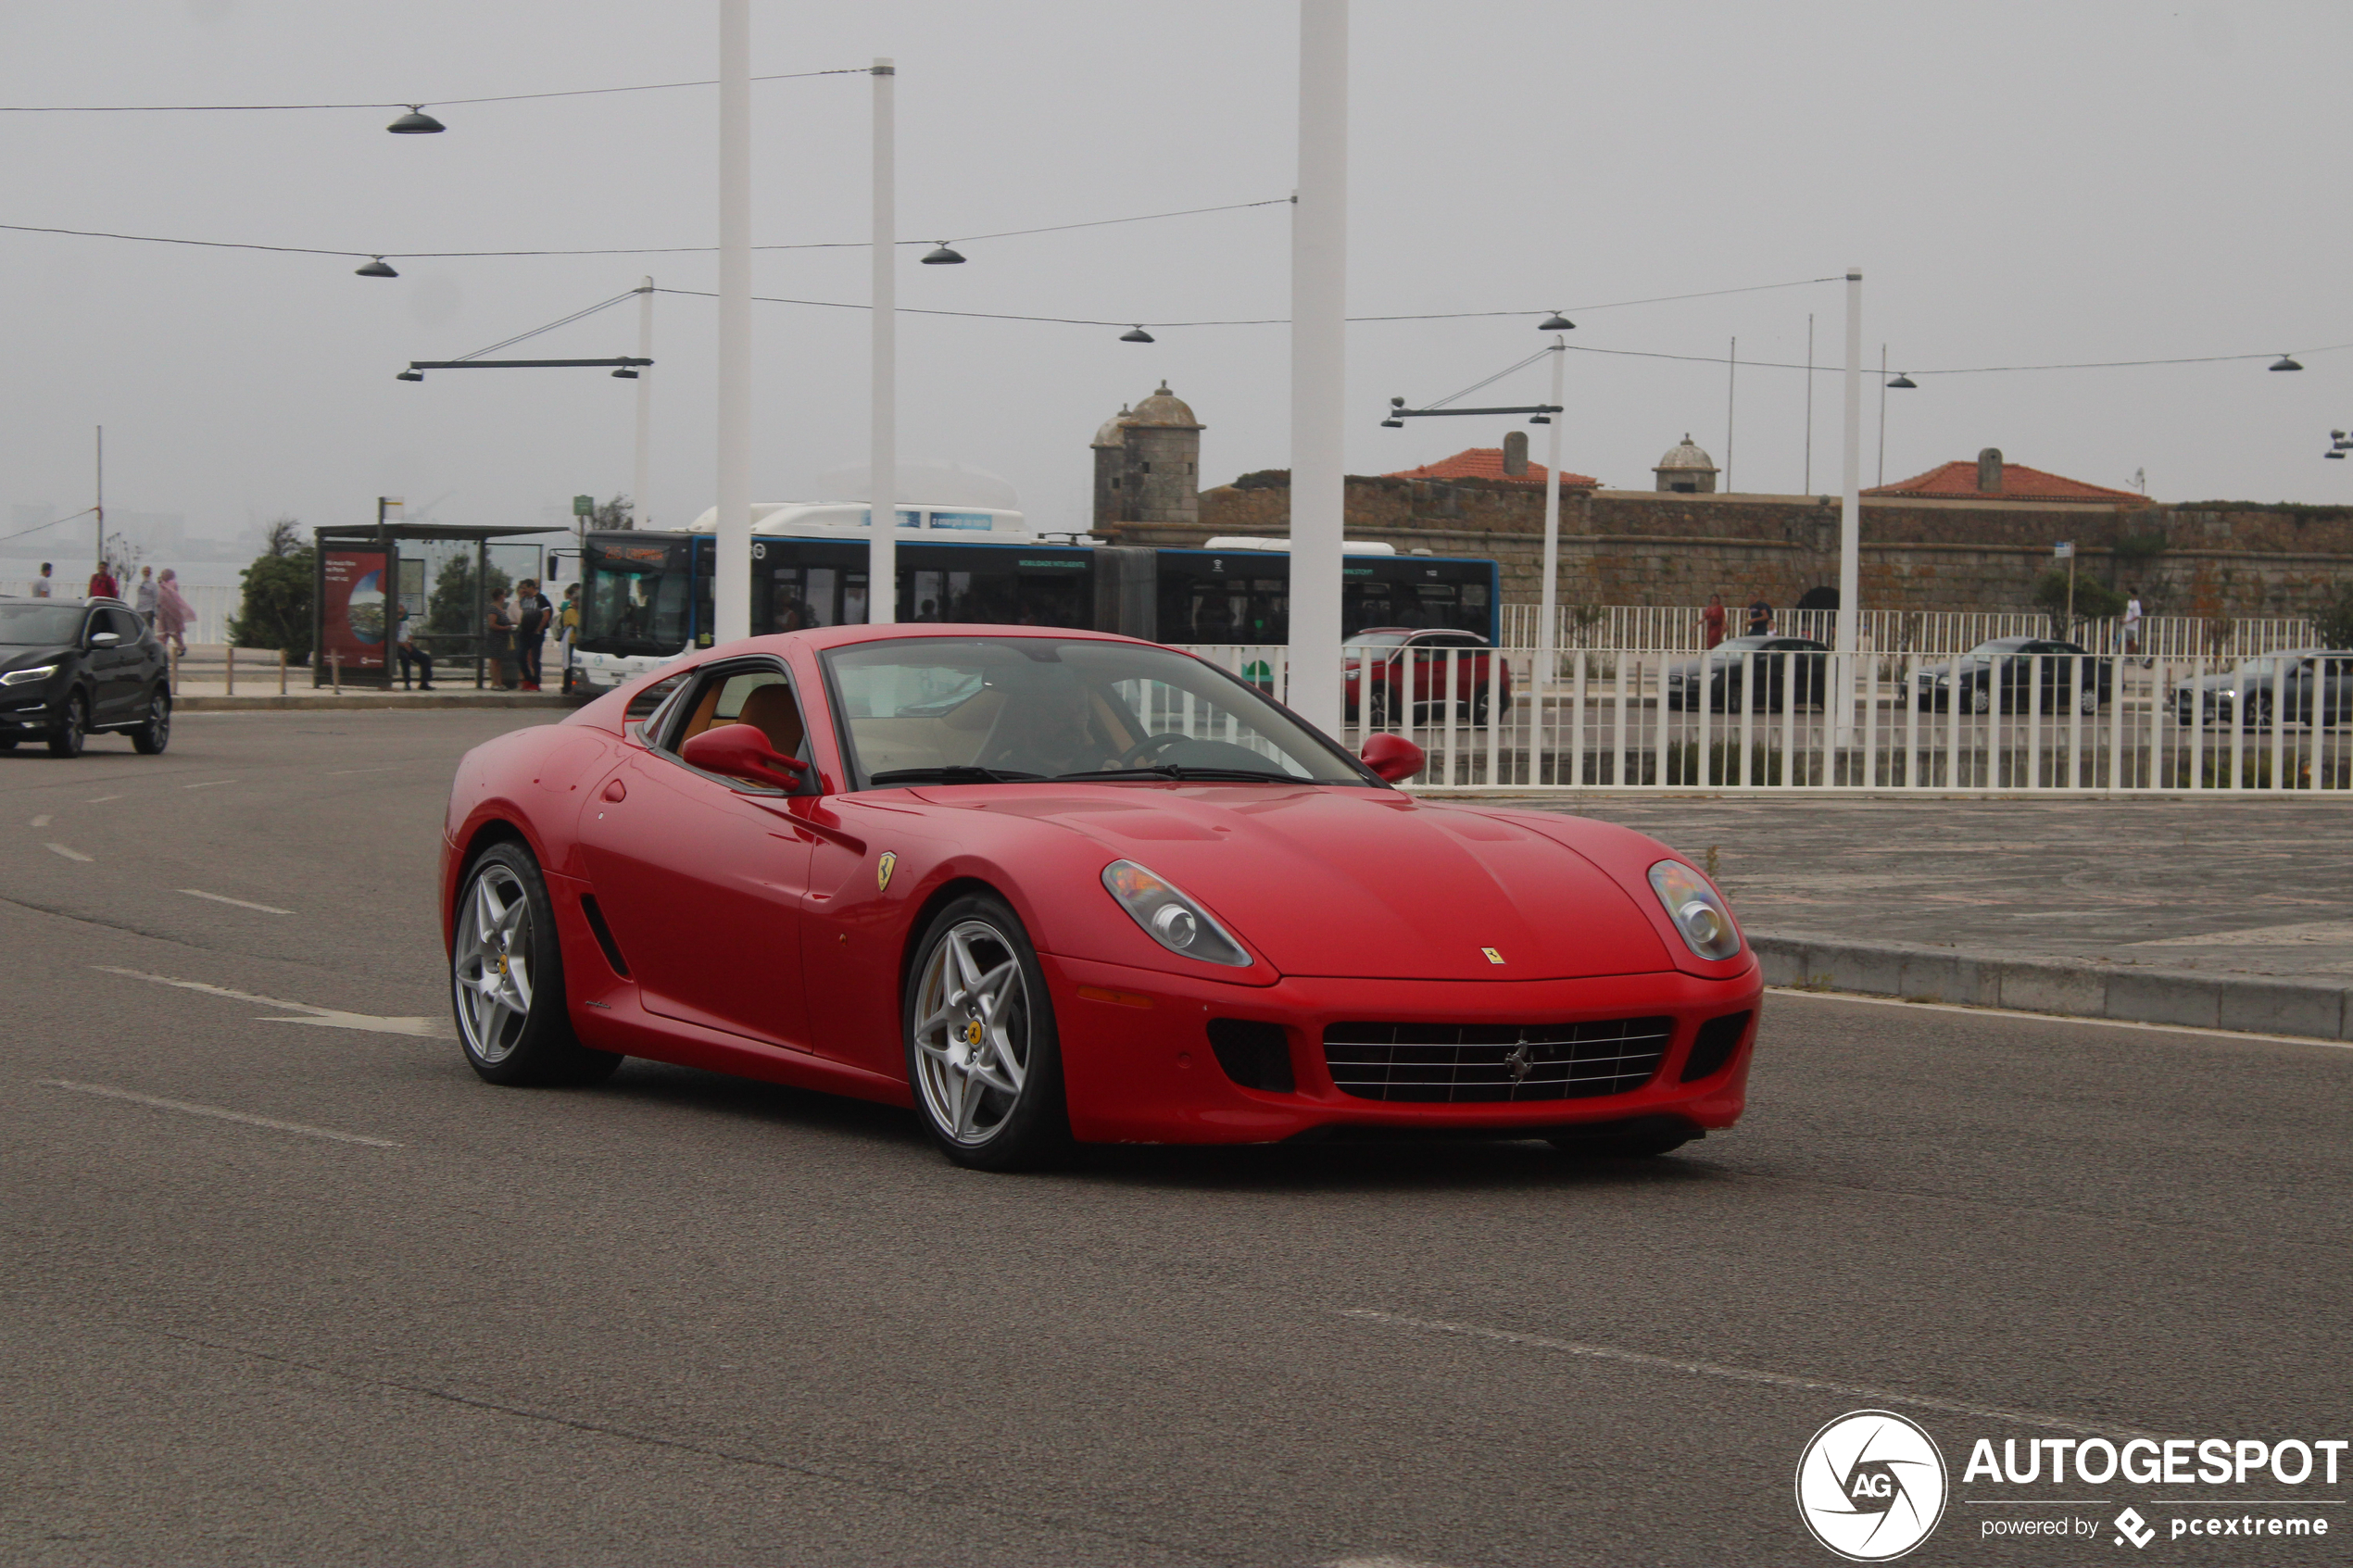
[580,537,691,656]
[1344,632,1408,649]
[0,603,85,646]
[823,636,1371,789]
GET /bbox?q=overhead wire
[0,67,867,114]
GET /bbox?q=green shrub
[227,518,313,660]
[2033,568,2126,621]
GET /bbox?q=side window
[106,608,145,642]
[663,663,809,774]
[624,671,689,737]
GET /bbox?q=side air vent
[1680,1010,1752,1083]
[1206,1018,1295,1093]
[579,894,631,977]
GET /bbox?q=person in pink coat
[154,568,193,657]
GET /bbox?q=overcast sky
[3,0,2348,561]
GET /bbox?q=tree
[2033,567,2125,631]
[2315,581,2353,650]
[229,515,314,659]
[591,494,634,530]
[425,553,510,638]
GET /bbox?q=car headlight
[1,664,58,686]
[1647,859,1742,961]
[1101,859,1252,969]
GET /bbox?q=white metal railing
[1177,644,2353,796]
[4,580,240,644]
[1495,605,2321,659]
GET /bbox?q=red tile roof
[1385,447,1599,488]
[1867,459,2145,503]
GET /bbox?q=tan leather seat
[736,683,805,757]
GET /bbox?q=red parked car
[442,625,1757,1170]
[1343,627,1514,725]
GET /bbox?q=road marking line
[178,888,295,916]
[1767,985,2353,1051]
[92,965,450,1038]
[30,814,52,827]
[327,765,402,775]
[44,843,92,862]
[36,1079,401,1148]
[1339,1309,2164,1440]
[84,795,123,803]
[182,779,238,790]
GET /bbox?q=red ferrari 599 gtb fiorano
[441,626,1760,1170]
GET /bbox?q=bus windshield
[581,537,692,656]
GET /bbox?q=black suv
[0,596,171,757]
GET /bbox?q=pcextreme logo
[1796,1411,1949,1562]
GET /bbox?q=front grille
[1323,1017,1674,1104]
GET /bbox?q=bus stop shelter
[312,521,568,688]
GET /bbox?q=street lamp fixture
[1538,313,1575,332]
[920,243,965,265]
[1119,326,1154,344]
[1528,413,1551,424]
[386,107,446,134]
[1381,400,1562,423]
[1886,371,1918,389]
[356,257,399,278]
[395,369,423,382]
[2271,355,2304,371]
[610,366,639,379]
[397,357,652,383]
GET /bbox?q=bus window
[582,537,692,656]
[693,538,715,646]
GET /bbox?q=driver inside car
[978,674,1118,776]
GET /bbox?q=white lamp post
[1539,336,1564,675]
[633,276,654,527]
[712,0,752,645]
[869,57,897,625]
[1288,0,1348,734]
[1835,268,1862,746]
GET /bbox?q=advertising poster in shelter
[321,549,389,673]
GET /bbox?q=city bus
[571,506,1501,695]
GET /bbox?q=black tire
[902,893,1071,1172]
[131,685,171,754]
[450,841,622,1087]
[46,690,87,758]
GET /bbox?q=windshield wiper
[865,765,1044,786]
[1051,764,1308,784]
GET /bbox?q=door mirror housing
[89,631,120,647]
[1361,732,1426,784]
[679,722,811,790]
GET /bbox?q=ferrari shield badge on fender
[1482,947,1505,965]
[876,851,897,893]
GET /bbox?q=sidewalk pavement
[1494,793,2353,1039]
[172,679,569,710]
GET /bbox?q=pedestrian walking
[558,583,582,692]
[485,590,519,690]
[31,562,53,597]
[154,569,192,656]
[133,565,158,625]
[2123,587,2145,661]
[395,603,434,690]
[1746,593,1774,636]
[87,561,119,599]
[1702,593,1727,649]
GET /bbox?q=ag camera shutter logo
[1796,1410,1948,1562]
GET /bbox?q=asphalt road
[3,714,2348,1566]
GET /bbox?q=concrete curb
[1750,932,2351,1042]
[176,693,570,712]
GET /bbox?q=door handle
[602,778,627,802]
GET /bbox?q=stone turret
[1091,383,1205,527]
[1654,433,1719,494]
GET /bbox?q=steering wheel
[1112,732,1187,769]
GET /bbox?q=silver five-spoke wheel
[454,861,536,1064]
[912,919,1032,1145]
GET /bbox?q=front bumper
[0,685,64,732]
[1042,953,1760,1144]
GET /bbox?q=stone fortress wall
[1081,388,2352,621]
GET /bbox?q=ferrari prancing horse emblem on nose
[1481,947,1504,965]
[876,851,898,892]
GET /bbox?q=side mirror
[680,722,810,789]
[1361,732,1426,784]
[89,631,120,647]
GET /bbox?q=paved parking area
[1505,794,2353,982]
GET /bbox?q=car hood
[908,783,1675,981]
[0,643,72,672]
